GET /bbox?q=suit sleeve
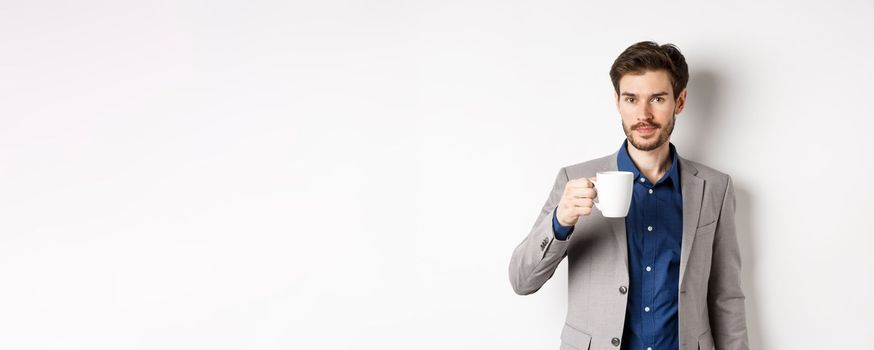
[707,175,751,349]
[508,167,572,295]
[552,206,575,240]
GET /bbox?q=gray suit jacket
[509,150,749,350]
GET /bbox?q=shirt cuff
[552,206,575,241]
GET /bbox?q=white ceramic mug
[591,171,634,218]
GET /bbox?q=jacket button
[619,286,627,294]
[611,337,620,346]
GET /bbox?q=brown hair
[609,41,689,100]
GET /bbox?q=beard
[622,114,676,151]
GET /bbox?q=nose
[636,103,654,121]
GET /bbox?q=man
[508,41,749,350]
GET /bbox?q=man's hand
[555,176,598,226]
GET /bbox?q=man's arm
[553,206,575,240]
[508,168,572,295]
[707,175,750,349]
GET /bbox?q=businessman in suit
[509,41,749,350]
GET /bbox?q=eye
[652,97,664,103]
[625,97,636,103]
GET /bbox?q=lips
[636,127,657,135]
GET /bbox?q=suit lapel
[610,214,629,273]
[678,156,704,290]
[600,149,704,288]
[600,151,630,272]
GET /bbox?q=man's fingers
[558,200,593,220]
[567,178,594,188]
[567,187,597,199]
[571,198,594,208]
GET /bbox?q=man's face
[614,69,686,152]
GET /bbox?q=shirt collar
[617,139,681,189]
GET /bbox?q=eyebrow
[620,92,670,98]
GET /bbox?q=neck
[626,140,672,183]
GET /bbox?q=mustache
[632,122,660,130]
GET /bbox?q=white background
[1,0,873,349]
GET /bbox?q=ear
[614,90,620,111]
[674,89,687,114]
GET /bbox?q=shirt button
[648,189,653,194]
[646,266,652,272]
[644,306,651,312]
[639,178,645,183]
[619,286,628,294]
[647,226,653,232]
[647,347,653,350]
[611,337,621,346]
